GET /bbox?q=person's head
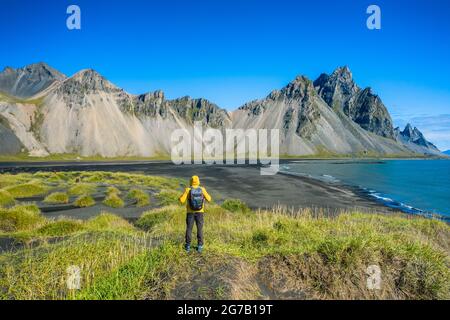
[190,175,200,187]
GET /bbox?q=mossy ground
[0,171,449,300]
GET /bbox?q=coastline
[281,160,450,222]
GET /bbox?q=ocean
[280,159,450,219]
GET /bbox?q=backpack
[189,187,204,211]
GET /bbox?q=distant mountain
[443,150,450,155]
[394,124,440,155]
[0,63,442,158]
[0,62,66,98]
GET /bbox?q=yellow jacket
[179,176,212,213]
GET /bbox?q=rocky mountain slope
[232,75,414,156]
[0,62,66,99]
[0,63,442,158]
[313,66,394,138]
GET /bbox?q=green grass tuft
[85,212,134,231]
[43,192,69,204]
[136,206,177,231]
[156,189,180,206]
[74,195,95,208]
[4,182,48,198]
[0,204,44,232]
[221,199,251,214]
[68,183,96,196]
[0,190,15,207]
[127,189,150,207]
[103,193,125,208]
[37,219,84,237]
[106,186,121,196]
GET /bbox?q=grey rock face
[313,66,359,110]
[169,96,232,128]
[56,69,126,108]
[131,90,169,118]
[0,116,23,154]
[131,91,232,127]
[346,88,395,138]
[0,62,66,98]
[239,76,321,139]
[314,66,395,139]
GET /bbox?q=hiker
[178,175,212,253]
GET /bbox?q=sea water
[280,159,450,219]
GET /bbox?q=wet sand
[0,161,391,216]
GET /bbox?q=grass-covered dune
[0,171,449,300]
[0,171,179,210]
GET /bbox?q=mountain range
[0,62,442,158]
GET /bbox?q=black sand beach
[0,161,391,217]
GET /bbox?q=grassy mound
[68,183,96,196]
[85,213,134,231]
[106,186,121,196]
[103,193,125,208]
[0,190,15,207]
[0,204,44,232]
[37,219,84,237]
[43,192,69,204]
[127,189,150,207]
[136,206,177,231]
[74,195,95,208]
[221,199,251,214]
[4,182,48,198]
[156,189,180,206]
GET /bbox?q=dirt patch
[170,254,264,300]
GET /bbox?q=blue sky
[1,0,449,149]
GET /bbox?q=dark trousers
[185,213,204,246]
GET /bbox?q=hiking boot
[185,244,191,253]
[197,245,203,253]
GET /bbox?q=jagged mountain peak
[313,66,359,109]
[314,66,394,139]
[0,62,66,98]
[400,124,428,142]
[395,123,440,153]
[71,68,106,81]
[279,75,315,99]
[314,66,355,87]
[331,65,353,80]
[402,123,415,136]
[61,68,121,94]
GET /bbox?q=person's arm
[179,188,190,204]
[201,187,212,202]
